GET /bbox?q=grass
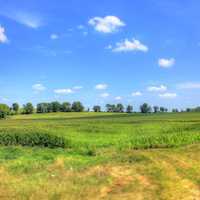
[0,112,200,199]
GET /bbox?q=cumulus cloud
[158,58,175,68]
[100,93,110,98]
[54,88,74,95]
[32,83,46,92]
[88,16,125,33]
[177,82,200,89]
[0,25,8,43]
[95,84,108,90]
[147,85,167,92]
[159,93,177,99]
[111,38,148,52]
[50,34,58,40]
[115,96,122,100]
[132,91,142,96]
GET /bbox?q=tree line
[0,101,199,119]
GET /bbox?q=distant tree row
[36,101,84,113]
[0,101,200,119]
[93,104,133,113]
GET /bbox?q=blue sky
[0,0,200,110]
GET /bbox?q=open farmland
[0,112,200,199]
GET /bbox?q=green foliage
[12,103,19,113]
[61,102,71,112]
[153,106,159,113]
[37,103,49,113]
[0,132,66,148]
[126,105,133,113]
[115,103,124,112]
[93,105,101,112]
[23,103,34,114]
[140,103,152,113]
[71,101,84,112]
[51,101,61,112]
[0,103,10,119]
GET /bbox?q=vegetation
[0,104,10,119]
[0,112,200,199]
[0,132,65,148]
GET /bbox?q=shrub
[0,104,10,119]
[0,132,66,148]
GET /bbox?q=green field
[0,112,200,199]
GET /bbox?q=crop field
[0,112,200,200]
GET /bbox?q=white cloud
[73,86,83,90]
[158,58,175,68]
[50,34,58,40]
[159,93,177,99]
[111,38,148,52]
[132,91,142,96]
[0,25,8,43]
[54,88,74,95]
[115,96,122,100]
[147,85,167,92]
[100,93,110,98]
[1,11,43,29]
[177,82,200,89]
[32,83,46,92]
[88,16,125,33]
[95,84,108,90]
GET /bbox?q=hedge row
[0,132,66,148]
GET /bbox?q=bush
[0,132,66,148]
[0,104,10,119]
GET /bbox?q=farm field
[0,112,200,199]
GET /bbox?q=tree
[51,101,61,112]
[172,108,179,113]
[0,104,10,119]
[72,101,84,112]
[106,104,112,112]
[12,103,19,113]
[164,108,168,112]
[37,103,48,113]
[47,103,53,113]
[160,107,165,112]
[61,102,71,112]
[140,103,152,113]
[186,108,191,112]
[93,105,101,112]
[23,103,34,114]
[115,104,124,112]
[153,106,159,113]
[126,105,133,113]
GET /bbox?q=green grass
[0,112,200,199]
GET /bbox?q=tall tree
[153,106,159,113]
[115,104,124,112]
[37,103,48,113]
[12,103,19,113]
[23,103,34,114]
[72,101,84,112]
[160,107,165,112]
[140,103,152,113]
[61,102,71,112]
[126,105,133,113]
[51,101,61,112]
[93,105,101,112]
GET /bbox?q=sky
[0,0,200,110]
